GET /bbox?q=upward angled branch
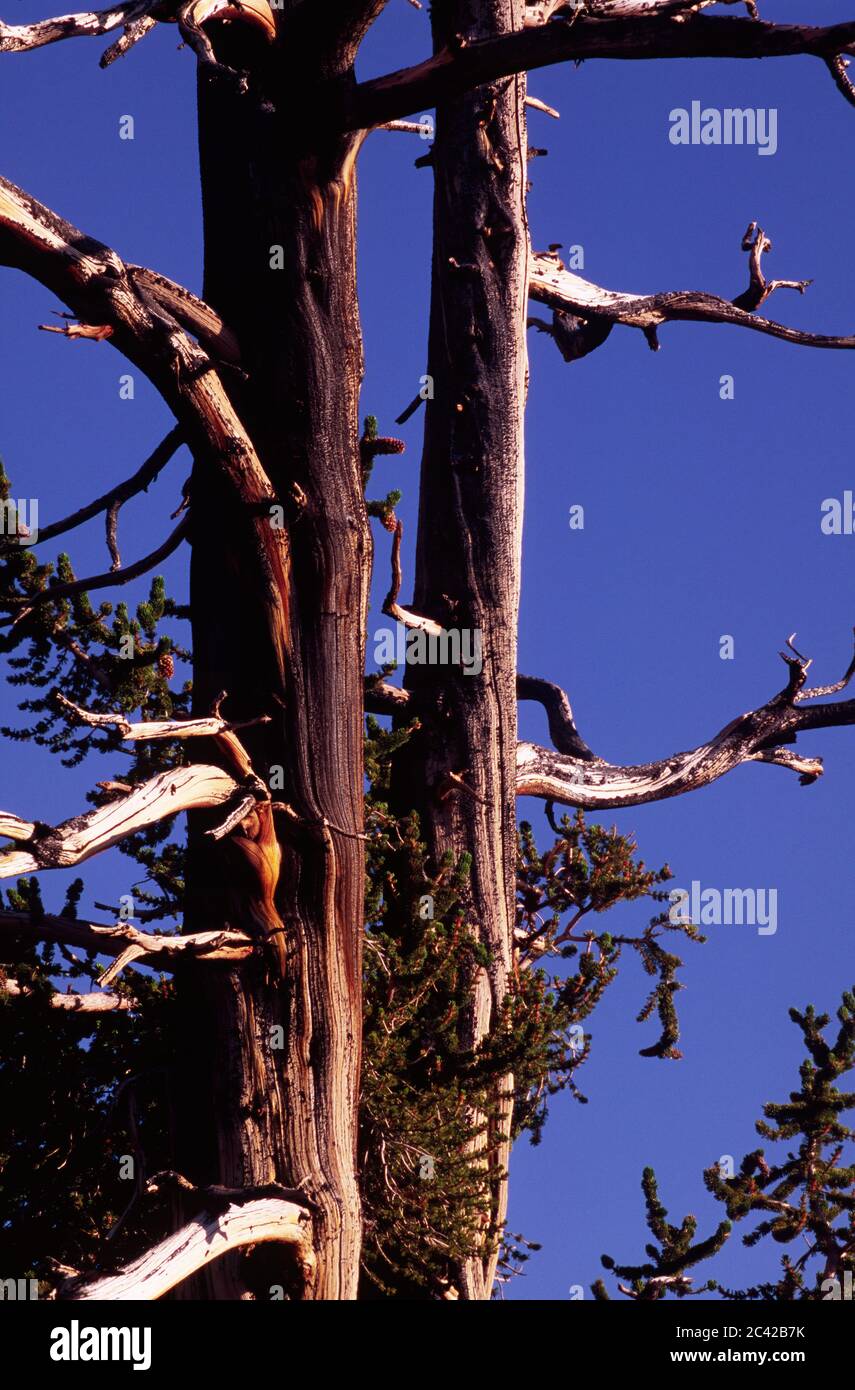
[347,15,855,127]
[0,516,189,625]
[25,426,185,549]
[518,633,855,809]
[57,1195,315,1300]
[528,224,855,360]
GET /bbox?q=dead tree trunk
[173,24,372,1301]
[392,0,529,1301]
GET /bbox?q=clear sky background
[1,0,854,1300]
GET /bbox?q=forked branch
[518,632,855,809]
[528,225,855,362]
[0,910,254,974]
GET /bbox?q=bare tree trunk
[173,31,371,1300]
[394,0,529,1301]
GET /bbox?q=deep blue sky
[2,1,854,1299]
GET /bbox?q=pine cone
[158,652,175,680]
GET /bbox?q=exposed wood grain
[59,1198,314,1300]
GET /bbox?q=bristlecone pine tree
[594,987,855,1301]
[2,0,855,1301]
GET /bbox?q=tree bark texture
[173,20,371,1300]
[394,0,529,1301]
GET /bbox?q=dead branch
[55,691,271,743]
[100,10,156,64]
[0,0,154,56]
[381,514,443,636]
[0,173,289,678]
[0,910,254,975]
[517,632,855,809]
[525,0,757,22]
[0,764,239,878]
[528,228,855,362]
[55,1197,314,1299]
[126,264,242,366]
[2,977,136,1010]
[517,673,596,760]
[39,315,113,341]
[525,94,560,119]
[25,427,184,549]
[0,812,37,841]
[364,677,411,714]
[0,517,189,623]
[378,119,434,134]
[346,15,855,128]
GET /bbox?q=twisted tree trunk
[173,24,371,1300]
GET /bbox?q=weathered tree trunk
[394,0,529,1301]
[173,24,371,1300]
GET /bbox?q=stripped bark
[0,911,253,973]
[528,227,855,362]
[0,764,238,878]
[56,1197,314,1300]
[171,14,372,1300]
[517,635,855,808]
[1,978,137,1010]
[390,0,528,1300]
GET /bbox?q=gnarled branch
[528,226,855,362]
[347,15,855,128]
[0,0,153,56]
[1,977,136,1010]
[56,1196,314,1299]
[0,911,254,974]
[517,632,855,809]
[0,764,239,878]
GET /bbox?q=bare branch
[54,691,271,743]
[0,0,152,56]
[0,813,37,841]
[364,677,411,714]
[0,173,290,678]
[18,427,184,550]
[0,764,240,878]
[517,673,596,760]
[100,10,156,64]
[525,93,560,119]
[381,514,443,636]
[2,978,136,1011]
[0,910,254,973]
[529,231,855,362]
[377,119,434,134]
[525,0,758,22]
[0,517,189,623]
[38,315,113,341]
[55,1196,314,1300]
[346,16,855,128]
[517,633,855,809]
